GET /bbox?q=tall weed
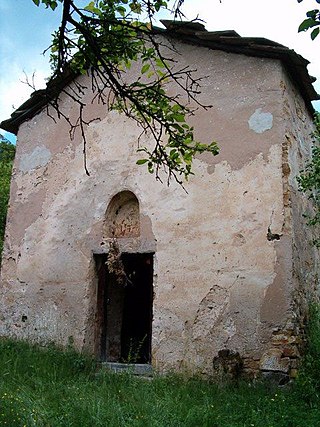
[0,336,320,426]
[296,303,320,403]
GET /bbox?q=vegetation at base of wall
[295,303,320,402]
[0,137,15,265]
[1,311,320,427]
[298,112,320,247]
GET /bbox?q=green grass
[0,338,320,426]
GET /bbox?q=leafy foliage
[298,113,320,246]
[31,0,219,184]
[0,137,15,265]
[296,304,320,404]
[298,0,320,40]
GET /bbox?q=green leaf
[170,124,184,132]
[311,27,320,40]
[148,162,154,173]
[155,0,167,11]
[136,159,148,165]
[183,152,192,165]
[306,9,319,18]
[299,18,318,32]
[129,1,142,14]
[155,58,165,68]
[84,1,95,11]
[44,0,58,10]
[117,6,127,17]
[171,104,182,113]
[32,0,40,6]
[84,1,100,14]
[173,114,185,122]
[141,63,151,74]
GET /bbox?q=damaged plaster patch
[248,108,273,134]
[19,145,52,173]
[192,285,229,340]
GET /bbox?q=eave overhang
[1,20,319,135]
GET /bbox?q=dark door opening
[95,252,153,364]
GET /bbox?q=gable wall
[0,42,309,375]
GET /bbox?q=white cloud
[0,60,50,122]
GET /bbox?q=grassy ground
[0,338,319,427]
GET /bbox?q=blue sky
[1,0,320,144]
[0,0,61,143]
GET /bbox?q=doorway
[95,252,153,364]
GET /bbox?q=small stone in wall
[259,348,290,373]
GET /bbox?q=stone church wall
[0,41,317,376]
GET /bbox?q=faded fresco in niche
[104,191,140,238]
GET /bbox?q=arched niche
[104,191,140,238]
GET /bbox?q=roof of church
[1,20,319,135]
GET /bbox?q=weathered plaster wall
[281,68,320,324]
[0,41,313,376]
